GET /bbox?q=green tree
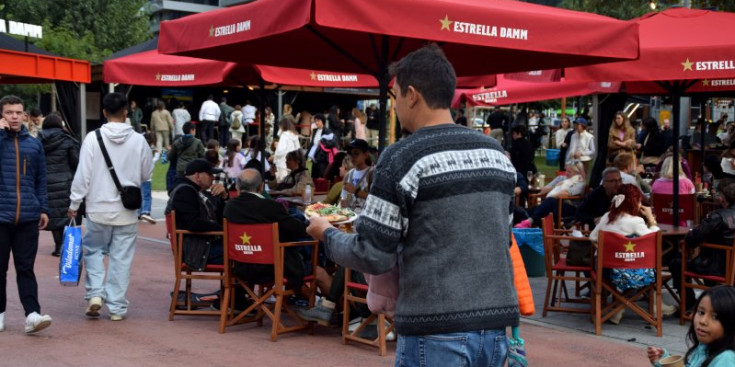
[558,0,735,20]
[1,0,150,62]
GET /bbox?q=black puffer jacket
[39,128,80,230]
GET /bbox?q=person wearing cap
[68,92,153,321]
[566,117,595,171]
[341,139,374,213]
[166,159,229,267]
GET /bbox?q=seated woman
[652,156,695,195]
[268,150,314,197]
[515,163,586,228]
[589,184,675,324]
[653,148,692,181]
[323,154,353,206]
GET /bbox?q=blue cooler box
[546,149,560,166]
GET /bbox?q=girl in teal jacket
[648,285,735,367]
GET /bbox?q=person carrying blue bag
[0,95,53,334]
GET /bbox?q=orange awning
[0,48,90,83]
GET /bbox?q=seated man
[670,178,735,311]
[575,167,622,230]
[223,169,308,295]
[165,159,229,267]
[515,163,586,228]
[607,152,644,189]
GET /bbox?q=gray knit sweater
[324,123,519,336]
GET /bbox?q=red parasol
[452,75,620,108]
[158,0,639,150]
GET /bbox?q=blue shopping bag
[59,219,83,286]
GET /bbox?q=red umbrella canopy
[104,50,496,88]
[567,8,735,84]
[452,76,620,108]
[158,0,639,76]
[103,50,252,86]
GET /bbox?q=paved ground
[0,192,683,366]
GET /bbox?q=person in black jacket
[223,169,308,300]
[307,114,335,179]
[166,159,229,265]
[38,113,80,256]
[637,117,667,167]
[509,124,533,176]
[575,167,622,229]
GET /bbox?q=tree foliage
[557,0,735,20]
[0,0,150,63]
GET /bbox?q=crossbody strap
[95,129,123,192]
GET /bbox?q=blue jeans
[395,329,508,367]
[83,220,137,316]
[139,180,152,215]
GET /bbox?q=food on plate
[304,203,356,223]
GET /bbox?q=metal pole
[672,88,681,226]
[80,83,87,136]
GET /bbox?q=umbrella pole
[700,98,706,181]
[672,84,681,226]
[258,78,266,178]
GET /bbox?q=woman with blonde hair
[607,111,636,165]
[651,156,695,195]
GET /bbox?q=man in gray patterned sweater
[307,45,518,366]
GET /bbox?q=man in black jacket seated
[575,167,622,229]
[670,178,735,312]
[223,169,307,293]
[166,159,229,266]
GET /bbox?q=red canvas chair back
[651,193,695,225]
[229,190,239,199]
[225,221,278,265]
[165,212,175,252]
[598,231,658,270]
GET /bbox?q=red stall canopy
[452,75,620,108]
[0,48,90,84]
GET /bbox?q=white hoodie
[70,123,153,216]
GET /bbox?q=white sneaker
[0,312,4,332]
[110,314,125,321]
[140,214,157,224]
[609,309,625,325]
[86,297,103,317]
[25,312,52,333]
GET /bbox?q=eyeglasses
[388,89,397,99]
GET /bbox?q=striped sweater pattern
[324,124,519,335]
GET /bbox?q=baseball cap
[346,139,370,152]
[184,159,223,175]
[573,117,589,126]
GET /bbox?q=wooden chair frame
[166,211,227,324]
[592,231,663,337]
[679,240,735,325]
[219,220,319,340]
[541,214,593,317]
[341,268,395,356]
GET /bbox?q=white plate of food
[304,203,358,224]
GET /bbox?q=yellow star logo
[240,232,252,245]
[440,15,453,31]
[682,58,694,71]
[155,73,161,81]
[702,79,710,86]
[310,72,316,81]
[623,241,636,252]
[209,25,215,38]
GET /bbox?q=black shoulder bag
[95,129,142,210]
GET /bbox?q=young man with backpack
[168,122,205,183]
